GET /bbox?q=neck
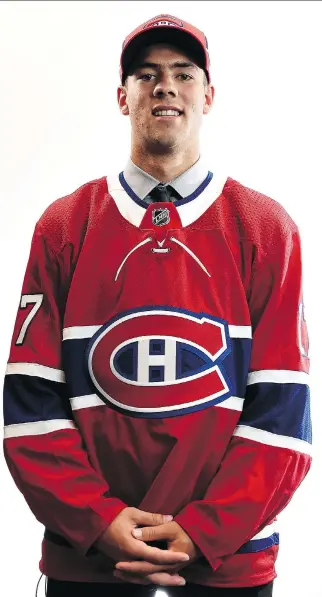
[130,144,200,183]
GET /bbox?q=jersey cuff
[81,497,128,557]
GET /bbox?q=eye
[139,73,154,81]
[177,73,193,81]
[138,73,193,82]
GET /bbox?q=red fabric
[3,174,311,586]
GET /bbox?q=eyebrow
[135,61,198,71]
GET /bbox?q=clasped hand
[94,507,200,586]
[115,519,200,586]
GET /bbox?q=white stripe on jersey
[63,325,101,340]
[70,394,105,410]
[6,363,65,383]
[215,396,244,411]
[63,323,252,341]
[233,424,312,455]
[229,325,252,338]
[247,370,309,385]
[69,393,245,413]
[3,419,76,438]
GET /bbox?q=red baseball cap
[120,14,211,84]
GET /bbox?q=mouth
[152,108,184,119]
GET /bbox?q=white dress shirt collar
[122,156,210,200]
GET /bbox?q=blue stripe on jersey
[3,338,252,426]
[62,337,252,399]
[222,338,252,396]
[3,375,72,426]
[241,382,312,443]
[237,533,279,554]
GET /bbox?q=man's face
[118,43,214,154]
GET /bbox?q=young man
[3,13,312,597]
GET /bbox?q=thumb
[132,523,174,542]
[132,509,173,527]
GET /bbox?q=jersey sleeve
[175,224,312,571]
[3,223,127,556]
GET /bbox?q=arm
[3,223,127,557]
[174,224,312,571]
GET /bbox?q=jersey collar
[106,163,228,229]
[122,155,209,200]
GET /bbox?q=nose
[152,74,178,98]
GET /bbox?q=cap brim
[121,27,207,82]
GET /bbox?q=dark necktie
[144,184,182,205]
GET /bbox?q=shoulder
[35,176,109,253]
[221,176,299,250]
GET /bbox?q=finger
[129,540,189,565]
[132,523,174,543]
[147,572,186,586]
[114,570,186,587]
[113,571,150,585]
[132,508,173,527]
[115,560,180,574]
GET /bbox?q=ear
[203,84,215,115]
[117,86,129,115]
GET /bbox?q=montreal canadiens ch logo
[86,307,231,418]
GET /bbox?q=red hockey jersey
[3,170,312,588]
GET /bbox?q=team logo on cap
[152,208,170,226]
[143,15,184,29]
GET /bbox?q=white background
[0,1,321,596]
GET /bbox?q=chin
[149,134,179,148]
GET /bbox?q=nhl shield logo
[152,208,170,227]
